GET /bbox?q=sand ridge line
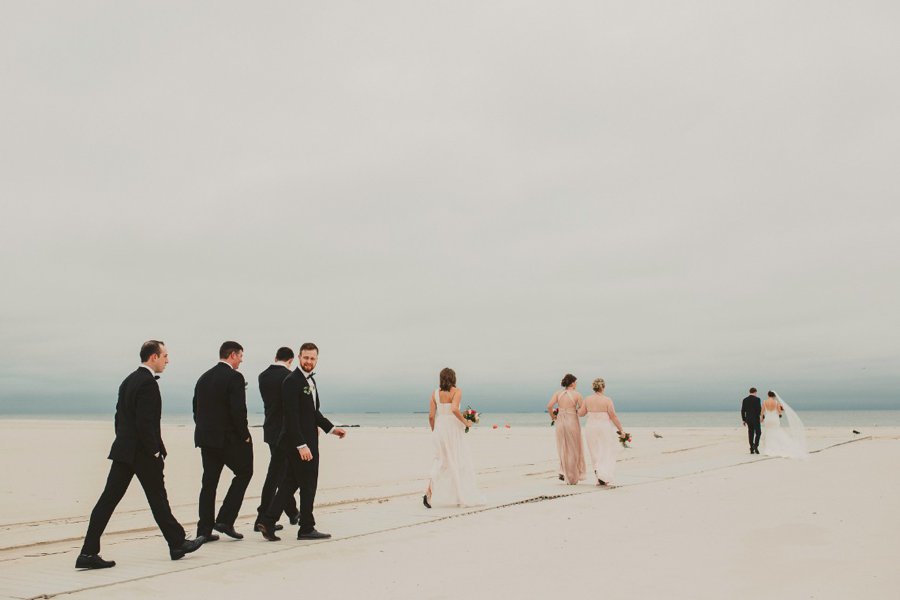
[0,441,805,552]
[18,492,595,600]
[662,441,730,454]
[0,458,568,534]
[1,436,862,554]
[12,436,873,600]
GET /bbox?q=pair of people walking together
[549,375,624,486]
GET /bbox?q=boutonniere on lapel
[303,386,311,395]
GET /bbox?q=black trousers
[81,454,185,555]
[257,442,298,520]
[263,447,318,533]
[747,420,761,450]
[197,441,253,535]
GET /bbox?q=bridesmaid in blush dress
[579,378,624,486]
[548,373,585,485]
[423,368,485,508]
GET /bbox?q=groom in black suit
[254,346,299,531]
[193,341,254,541]
[76,341,204,569]
[741,387,762,454]
[257,342,346,541]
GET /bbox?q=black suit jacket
[259,364,291,444]
[193,362,251,448]
[741,395,762,423]
[278,368,333,455]
[108,367,166,464]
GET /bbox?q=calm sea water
[7,410,900,428]
[315,410,900,428]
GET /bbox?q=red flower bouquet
[463,406,480,433]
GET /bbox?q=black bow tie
[306,372,315,379]
[154,376,160,380]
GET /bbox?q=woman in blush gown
[579,378,624,486]
[547,373,585,485]
[759,390,808,458]
[423,368,485,509]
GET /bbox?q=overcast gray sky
[1,1,898,414]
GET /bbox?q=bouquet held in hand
[463,406,480,433]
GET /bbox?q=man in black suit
[193,341,253,541]
[257,342,346,541]
[741,387,763,454]
[76,341,204,569]
[254,346,299,531]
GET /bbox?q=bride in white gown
[759,391,808,458]
[423,368,485,508]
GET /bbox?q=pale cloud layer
[1,1,898,413]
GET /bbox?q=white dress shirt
[296,368,330,450]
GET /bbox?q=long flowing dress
[584,411,618,483]
[428,390,485,507]
[555,391,585,484]
[759,397,808,458]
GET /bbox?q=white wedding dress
[759,393,808,458]
[428,390,485,507]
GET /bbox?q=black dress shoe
[297,528,331,540]
[213,523,244,540]
[170,537,204,561]
[254,522,283,532]
[423,494,431,509]
[75,553,116,570]
[256,522,281,542]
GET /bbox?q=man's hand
[299,446,313,461]
[245,437,251,443]
[332,427,347,439]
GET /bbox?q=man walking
[254,346,299,532]
[193,341,253,541]
[741,387,762,454]
[76,341,203,568]
[257,342,346,541]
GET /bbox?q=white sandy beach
[1,420,897,600]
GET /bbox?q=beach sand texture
[1,420,897,599]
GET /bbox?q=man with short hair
[257,342,346,541]
[254,346,299,532]
[741,387,763,454]
[76,341,204,569]
[193,341,253,541]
